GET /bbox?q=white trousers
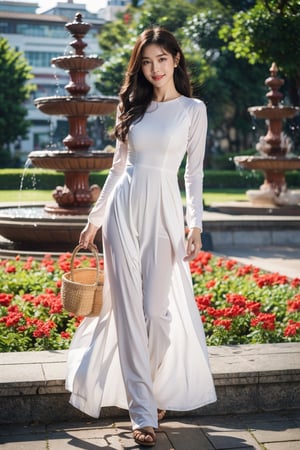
[103,216,174,430]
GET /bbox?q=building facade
[0,1,105,162]
[101,0,132,21]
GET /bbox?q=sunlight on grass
[203,189,247,206]
[0,190,53,203]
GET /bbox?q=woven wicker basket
[61,244,103,317]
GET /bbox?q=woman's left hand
[184,227,202,261]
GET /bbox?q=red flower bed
[0,250,299,351]
[191,251,300,345]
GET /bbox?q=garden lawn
[0,189,246,206]
[0,250,299,352]
[0,190,52,203]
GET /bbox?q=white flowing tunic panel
[66,96,217,421]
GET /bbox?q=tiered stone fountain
[30,12,117,215]
[0,13,118,250]
[234,63,300,212]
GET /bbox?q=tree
[95,0,271,160]
[0,37,35,167]
[136,0,196,33]
[96,7,139,97]
[219,0,300,105]
[95,0,197,96]
[182,8,267,156]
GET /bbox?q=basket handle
[70,243,101,284]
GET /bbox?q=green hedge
[189,169,299,190]
[0,169,109,190]
[1,168,299,190]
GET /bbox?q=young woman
[66,26,216,447]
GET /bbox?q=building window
[25,51,62,67]
[0,21,8,33]
[16,24,67,38]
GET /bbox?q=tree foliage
[219,0,300,102]
[95,0,299,158]
[216,0,256,11]
[96,0,197,96]
[182,9,266,154]
[96,9,137,96]
[136,0,195,33]
[0,37,35,167]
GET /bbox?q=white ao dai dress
[66,96,217,431]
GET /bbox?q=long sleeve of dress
[184,100,207,231]
[88,137,128,228]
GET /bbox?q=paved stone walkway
[0,209,299,448]
[214,245,300,280]
[0,409,299,449]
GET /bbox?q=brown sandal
[157,409,166,421]
[133,427,156,447]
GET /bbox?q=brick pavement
[0,409,299,449]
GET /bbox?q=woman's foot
[133,426,156,447]
[157,409,166,421]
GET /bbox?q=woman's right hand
[79,222,99,248]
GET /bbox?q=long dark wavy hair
[115,27,192,142]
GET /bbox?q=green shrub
[0,168,299,191]
[203,170,264,189]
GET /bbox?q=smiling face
[141,44,179,95]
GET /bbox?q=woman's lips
[152,75,164,81]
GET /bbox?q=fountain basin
[52,55,104,71]
[29,150,114,171]
[248,106,299,120]
[235,155,300,171]
[34,96,118,116]
[0,205,102,251]
[234,156,300,208]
